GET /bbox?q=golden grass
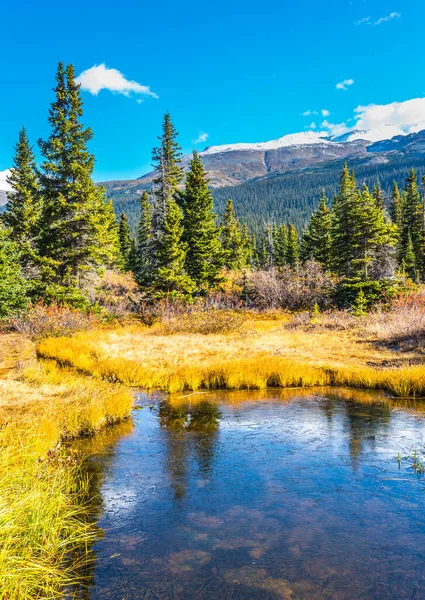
[37,314,425,397]
[0,334,133,599]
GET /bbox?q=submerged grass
[0,334,133,599]
[37,315,425,397]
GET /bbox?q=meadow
[37,301,425,398]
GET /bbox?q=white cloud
[193,131,209,144]
[321,109,330,117]
[302,109,318,117]
[375,12,401,25]
[354,97,425,133]
[308,121,317,130]
[355,12,401,26]
[76,64,158,100]
[354,16,372,25]
[321,120,350,136]
[336,78,354,91]
[318,95,425,139]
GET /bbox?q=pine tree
[134,191,152,289]
[390,182,403,227]
[0,225,28,317]
[331,166,397,281]
[402,232,416,280]
[118,212,132,271]
[221,199,248,270]
[372,181,385,211]
[258,223,274,269]
[241,224,254,267]
[331,164,358,277]
[38,63,121,302]
[274,224,288,267]
[149,113,194,296]
[300,190,332,269]
[286,224,299,268]
[4,127,42,281]
[400,169,424,278]
[389,181,403,261]
[181,151,223,291]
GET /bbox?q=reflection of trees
[158,400,221,499]
[323,392,393,464]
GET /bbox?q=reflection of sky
[87,392,425,600]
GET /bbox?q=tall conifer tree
[134,191,153,288]
[274,224,288,268]
[149,113,194,296]
[4,127,42,281]
[38,63,120,301]
[400,169,424,279]
[118,212,132,271]
[221,199,248,270]
[286,224,299,268]
[0,225,28,316]
[181,151,223,291]
[300,190,332,269]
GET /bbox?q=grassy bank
[37,309,425,397]
[0,334,133,599]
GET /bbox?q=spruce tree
[149,113,194,296]
[258,223,274,269]
[118,212,132,271]
[4,127,42,281]
[389,181,403,262]
[300,190,332,269]
[134,191,152,289]
[181,151,223,291]
[400,169,424,278]
[241,224,254,267]
[372,181,386,211]
[286,224,299,268]
[38,63,121,302]
[274,224,288,267]
[402,232,416,279]
[0,225,28,317]
[331,164,358,277]
[221,200,249,270]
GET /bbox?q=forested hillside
[112,155,425,235]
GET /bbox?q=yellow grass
[0,334,133,599]
[37,314,425,397]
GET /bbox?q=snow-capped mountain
[331,125,406,144]
[201,124,406,157]
[0,169,11,206]
[201,131,333,156]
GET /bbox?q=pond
[76,388,425,599]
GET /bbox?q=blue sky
[1,0,424,181]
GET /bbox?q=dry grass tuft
[0,334,133,599]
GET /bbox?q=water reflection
[75,389,425,600]
[158,400,221,500]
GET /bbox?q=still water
[77,388,425,599]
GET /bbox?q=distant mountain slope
[104,128,425,234]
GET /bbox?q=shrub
[7,303,98,339]
[93,270,141,317]
[245,261,335,310]
[160,308,246,335]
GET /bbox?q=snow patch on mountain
[332,125,406,144]
[201,131,332,155]
[201,125,407,156]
